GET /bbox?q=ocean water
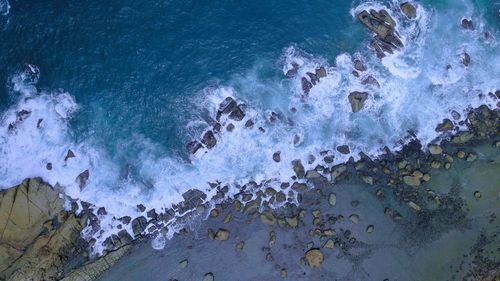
[0,0,499,251]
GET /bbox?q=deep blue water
[0,0,364,153]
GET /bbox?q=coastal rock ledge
[0,178,130,281]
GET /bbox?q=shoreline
[1,103,498,280]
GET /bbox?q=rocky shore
[1,3,498,279]
[98,104,499,281]
[1,103,498,280]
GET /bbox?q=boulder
[228,106,245,121]
[292,160,305,178]
[214,229,230,241]
[273,151,281,163]
[131,216,148,236]
[348,91,369,112]
[400,2,417,19]
[202,130,217,149]
[305,249,324,268]
[461,18,473,30]
[218,97,237,115]
[353,59,367,71]
[336,145,350,154]
[186,141,203,154]
[76,169,90,190]
[436,118,454,132]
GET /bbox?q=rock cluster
[186,96,247,155]
[357,3,417,58]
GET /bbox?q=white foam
[0,0,9,16]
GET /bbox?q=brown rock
[305,248,324,268]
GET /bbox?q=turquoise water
[0,0,499,251]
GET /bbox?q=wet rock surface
[357,8,405,58]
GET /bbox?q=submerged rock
[214,229,230,241]
[348,91,369,112]
[305,248,324,268]
[461,18,474,30]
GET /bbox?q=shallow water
[97,142,500,281]
[0,0,499,252]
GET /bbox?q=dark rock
[285,62,299,78]
[219,97,237,115]
[137,204,146,212]
[182,189,207,207]
[226,123,235,132]
[451,110,461,120]
[348,92,369,112]
[358,10,393,38]
[186,141,203,154]
[400,2,417,19]
[119,216,131,224]
[213,123,221,132]
[46,162,52,170]
[245,119,254,128]
[336,145,350,154]
[147,209,158,221]
[36,118,43,128]
[436,118,454,132]
[354,59,367,71]
[462,52,471,66]
[293,134,301,145]
[370,9,396,28]
[97,207,107,216]
[65,149,76,161]
[292,160,305,178]
[315,67,327,79]
[461,18,474,30]
[202,130,217,149]
[362,76,380,87]
[273,151,281,163]
[306,72,318,85]
[76,170,90,190]
[229,106,245,121]
[301,77,313,94]
[131,216,148,236]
